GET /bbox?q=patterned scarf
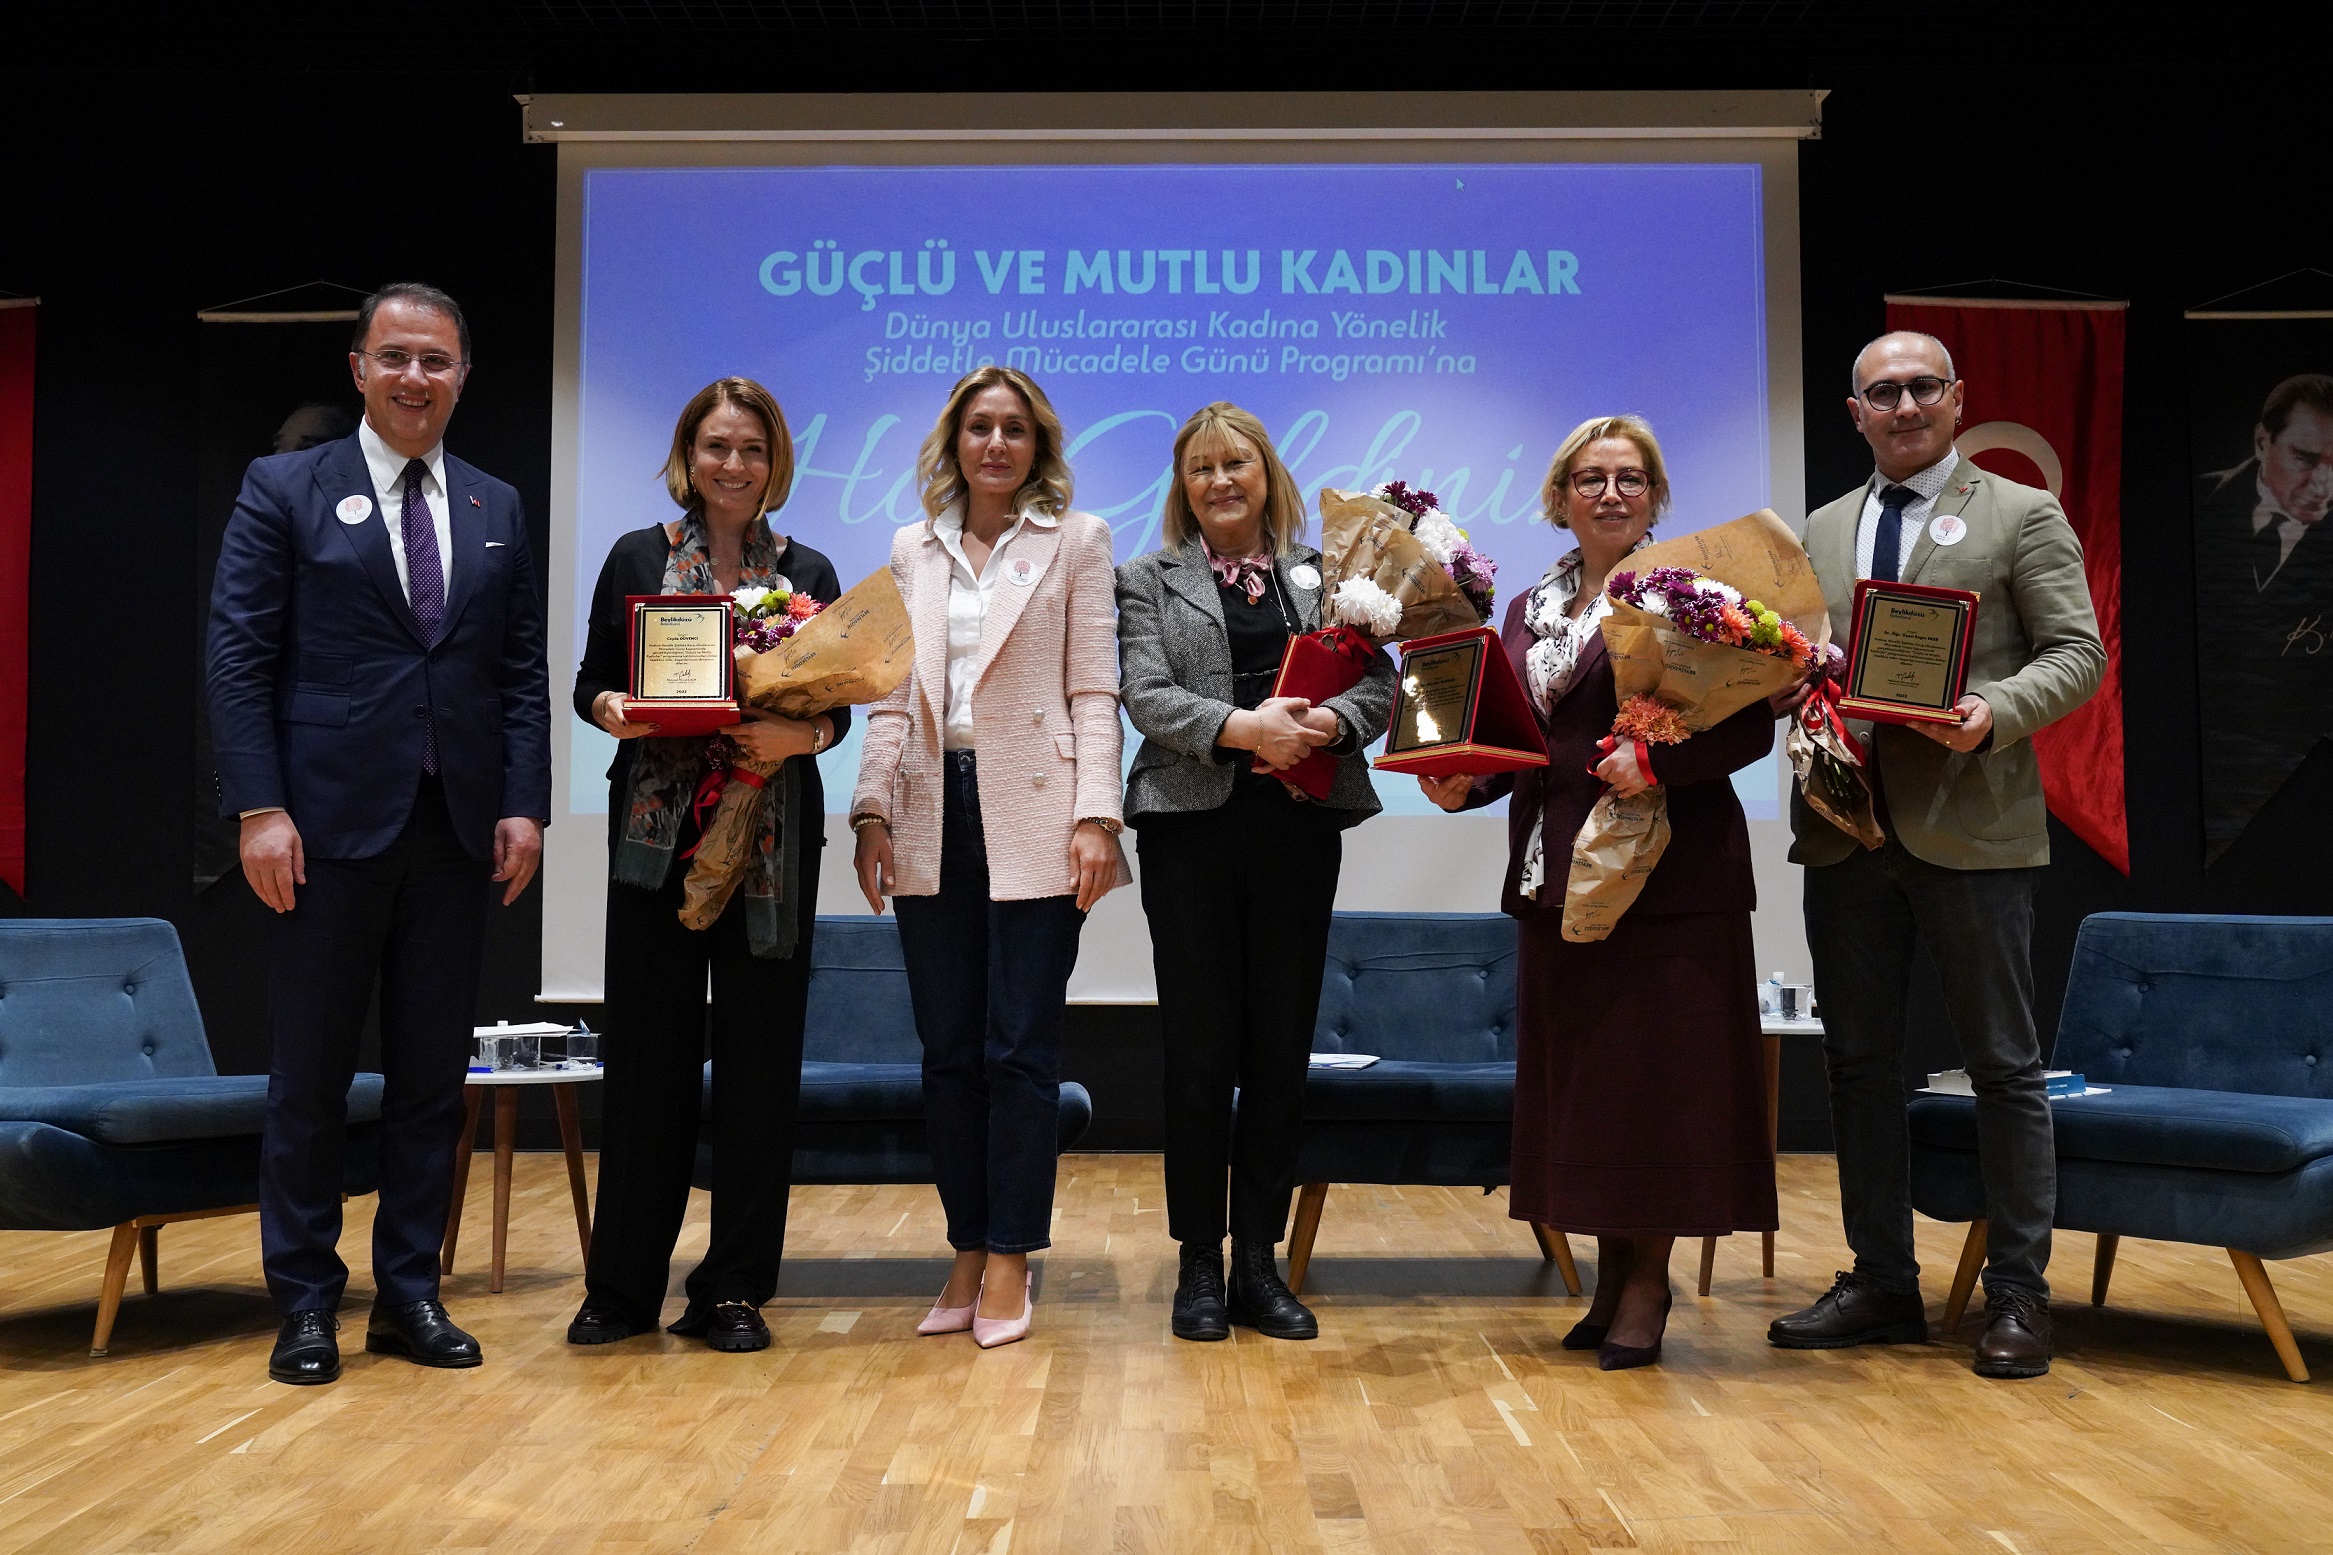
[1203,537,1273,604]
[1515,534,1651,900]
[612,512,805,959]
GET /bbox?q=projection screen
[528,91,1824,1004]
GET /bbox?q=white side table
[441,1066,603,1294]
[1695,1016,1826,1294]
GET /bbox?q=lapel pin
[469,495,483,508]
[335,495,373,524]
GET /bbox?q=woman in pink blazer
[850,366,1129,1348]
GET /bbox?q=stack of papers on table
[1923,1068,2108,1099]
[1308,1053,1380,1069]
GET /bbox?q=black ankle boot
[1226,1240,1318,1340]
[1172,1242,1230,1341]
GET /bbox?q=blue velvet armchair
[0,918,382,1354]
[1283,912,1578,1294]
[1911,912,2333,1382]
[694,916,1092,1190]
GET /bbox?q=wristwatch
[810,718,831,754]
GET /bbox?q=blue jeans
[894,752,1085,1254]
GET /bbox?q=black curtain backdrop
[2,18,2325,1150]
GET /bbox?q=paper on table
[1307,1053,1380,1069]
[735,565,915,719]
[469,1022,572,1038]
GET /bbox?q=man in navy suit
[208,282,551,1385]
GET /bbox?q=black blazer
[572,524,849,853]
[207,433,551,860]
[1469,588,1773,919]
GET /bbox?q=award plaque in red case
[623,594,739,737]
[1837,579,1980,727]
[1372,625,1550,778]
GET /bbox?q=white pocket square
[484,541,505,548]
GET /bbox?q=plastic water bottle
[1764,972,1785,1016]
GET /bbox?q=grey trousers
[1803,840,2055,1298]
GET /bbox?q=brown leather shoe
[1768,1271,1928,1349]
[1973,1284,2051,1378]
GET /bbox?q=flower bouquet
[1266,481,1495,799]
[1561,508,1829,943]
[678,567,915,930]
[1785,641,1884,850]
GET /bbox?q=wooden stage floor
[3,1152,2331,1553]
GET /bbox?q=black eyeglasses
[356,348,467,379]
[1569,469,1650,499]
[1858,376,1951,411]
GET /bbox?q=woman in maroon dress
[1421,414,1778,1370]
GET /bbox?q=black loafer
[1768,1271,1928,1350]
[1171,1243,1231,1342]
[1226,1240,1318,1340]
[567,1297,654,1346]
[700,1301,771,1353]
[269,1309,341,1385]
[364,1298,483,1368]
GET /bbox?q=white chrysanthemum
[1370,482,1396,500]
[1637,592,1673,619]
[1692,578,1742,606]
[1411,510,1462,566]
[1331,577,1403,635]
[731,585,772,613]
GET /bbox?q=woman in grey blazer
[1116,401,1395,1343]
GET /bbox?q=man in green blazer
[1769,331,2104,1379]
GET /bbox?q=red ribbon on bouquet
[1590,735,1660,788]
[1257,625,1383,801]
[680,761,767,860]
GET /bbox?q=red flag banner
[1885,296,2129,874]
[0,302,32,898]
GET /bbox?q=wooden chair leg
[2229,1249,2310,1383]
[1531,1224,1582,1296]
[490,1087,518,1294]
[1286,1183,1328,1296]
[1762,1231,1775,1279]
[2091,1233,2119,1307]
[1697,1236,1718,1296]
[138,1224,160,1296]
[442,1086,483,1276]
[1943,1219,1988,1329]
[552,1082,592,1265]
[90,1222,140,1357]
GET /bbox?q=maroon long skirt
[1509,908,1778,1237]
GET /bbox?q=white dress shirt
[358,418,453,602]
[931,504,1029,751]
[1853,448,1961,580]
[2251,473,2311,588]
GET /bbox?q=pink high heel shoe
[972,1272,1034,1349]
[916,1289,976,1336]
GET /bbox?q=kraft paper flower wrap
[678,567,915,930]
[1562,509,1831,943]
[1266,485,1494,798]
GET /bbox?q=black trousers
[1804,838,2055,1298]
[260,775,490,1314]
[893,752,1085,1255]
[1137,785,1343,1247]
[585,842,818,1324]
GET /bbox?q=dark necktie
[401,459,444,773]
[1870,483,1916,583]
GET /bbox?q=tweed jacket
[1116,538,1396,824]
[852,507,1131,901]
[1790,457,2104,872]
